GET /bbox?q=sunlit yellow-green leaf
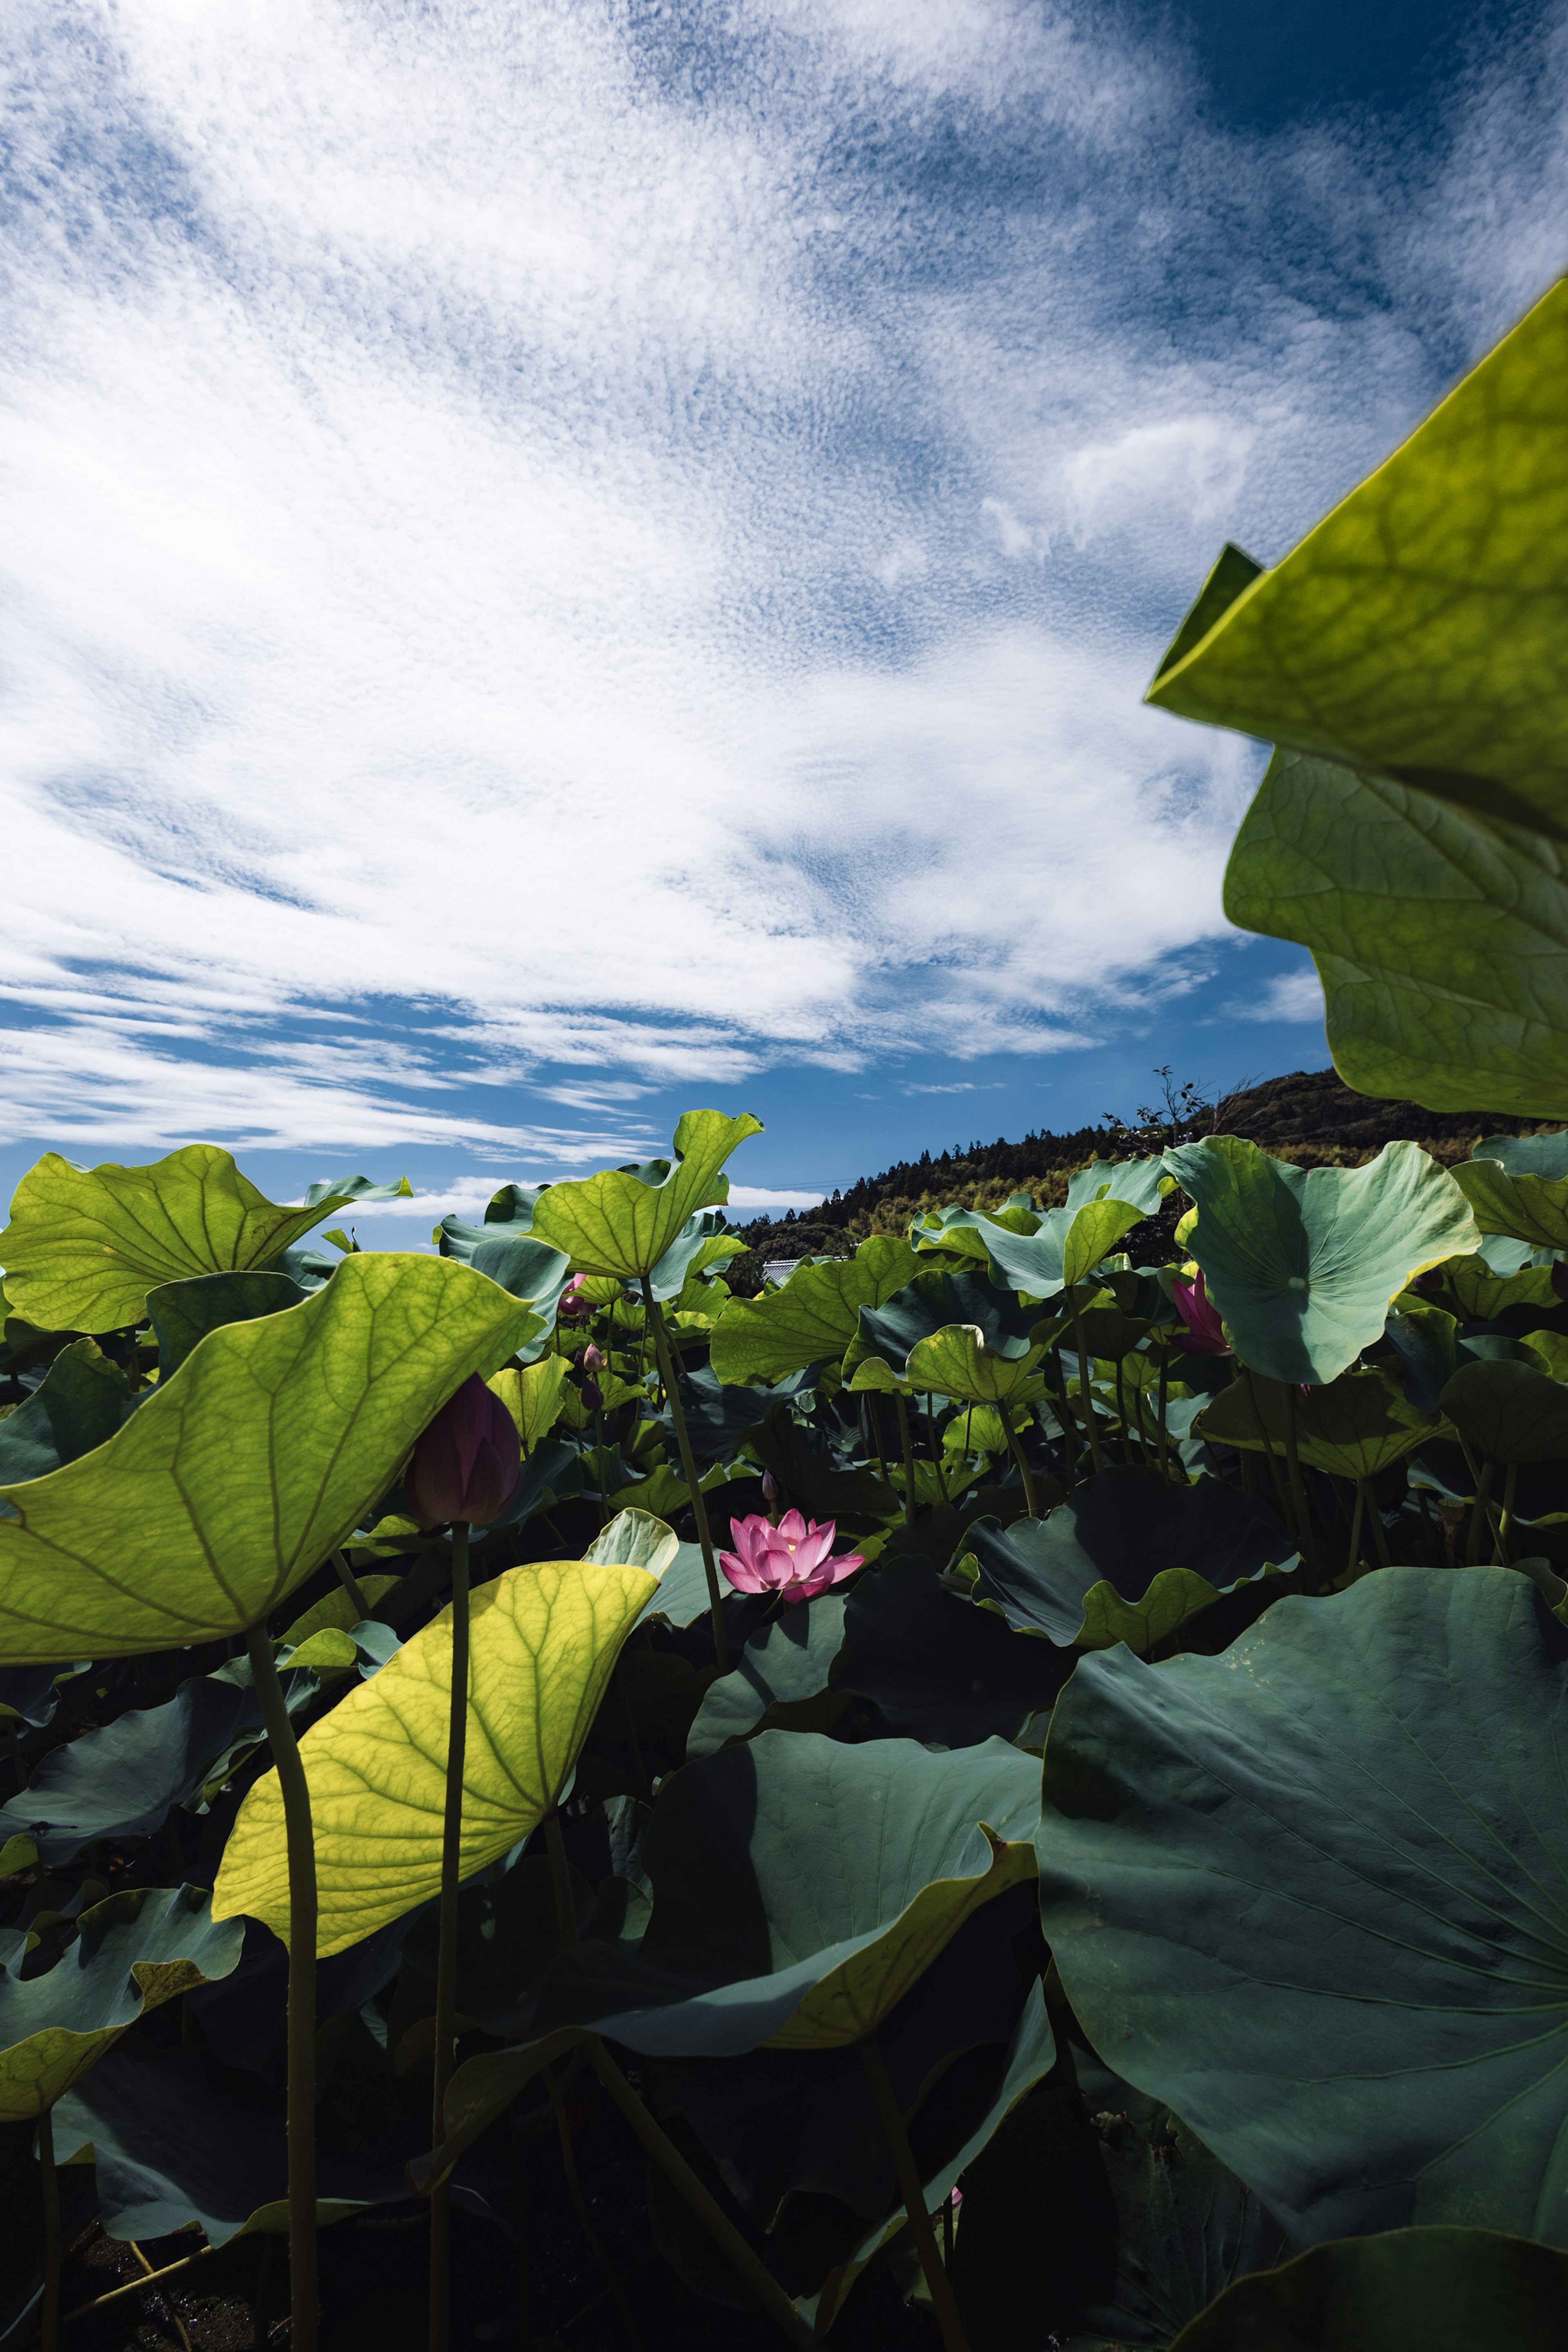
[214,1560,655,1955]
[0,1146,412,1333]
[708,1239,927,1385]
[529,1111,761,1282]
[278,1576,401,1649]
[487,1356,570,1453]
[902,1325,1048,1406]
[1452,1159,1568,1251]
[0,1256,539,1663]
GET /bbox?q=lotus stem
[1112,1358,1136,1468]
[329,1548,370,1621]
[925,1395,949,1504]
[858,2036,971,2352]
[1156,1350,1170,1485]
[1364,1481,1393,1569]
[640,1278,728,1673]
[544,1809,577,1953]
[1067,1292,1104,1476]
[1048,1348,1076,1492]
[997,1400,1039,1518]
[1499,1461,1519,1564]
[1241,1368,1294,1537]
[895,1394,918,1526]
[243,1625,317,2352]
[429,1522,471,2352]
[1453,1436,1501,1564]
[546,2067,643,2352]
[869,1396,889,1486]
[38,2104,60,2352]
[63,2240,222,2325]
[1347,1481,1366,1583]
[581,2037,808,2348]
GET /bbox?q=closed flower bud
[582,1342,606,1372]
[581,1377,604,1414]
[405,1372,521,1528]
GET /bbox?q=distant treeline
[737,1066,1550,1257]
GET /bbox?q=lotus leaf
[1036,1567,1568,2246]
[686,1595,851,1757]
[1065,1155,1172,1216]
[830,1559,1072,1744]
[1454,1158,1568,1252]
[1148,279,1568,1114]
[903,1323,1049,1406]
[1168,2227,1568,2352]
[967,1466,1292,1652]
[529,1110,761,1281]
[0,1254,540,1662]
[0,1340,137,1486]
[0,1883,242,2120]
[849,1269,1043,1393]
[710,1238,920,1384]
[1163,1136,1477,1384]
[214,1559,654,1954]
[1197,1366,1438,1478]
[1439,1358,1568,1463]
[146,1269,309,1380]
[486,1356,569,1453]
[1476,1134,1568,1181]
[0,1145,412,1332]
[978,1200,1147,1302]
[665,1362,820,1464]
[278,1577,401,1648]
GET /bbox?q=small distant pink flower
[582,1342,606,1371]
[718,1510,864,1606]
[1171,1269,1230,1356]
[559,1274,591,1321]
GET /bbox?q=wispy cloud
[2,0,1563,1153]
[1227,969,1330,1027]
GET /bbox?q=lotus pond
[3,275,1568,2352]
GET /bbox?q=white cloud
[1227,968,1329,1026]
[0,0,1561,1151]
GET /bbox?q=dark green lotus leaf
[485,1180,548,1228]
[1036,1566,1568,2247]
[396,1852,598,2039]
[146,1269,309,1382]
[1383,1306,1465,1414]
[674,1363,821,1466]
[967,1468,1292,1653]
[460,1236,571,1336]
[746,1412,898,1522]
[646,1209,736,1303]
[1475,1135,1568,1183]
[471,1431,583,1534]
[1147,280,1568,1115]
[1066,1156,1172,1216]
[975,1201,1147,1303]
[832,1561,1074,1744]
[850,1270,1042,1387]
[709,1238,922,1385]
[949,2067,1289,2352]
[0,1654,317,1865]
[0,1664,76,1729]
[1441,1359,1568,1463]
[0,1884,243,2120]
[1454,1157,1568,1252]
[1168,2227,1568,2352]
[1197,1366,1438,1479]
[912,1199,1041,1269]
[0,1340,137,1487]
[54,2038,441,2243]
[687,1595,850,1758]
[1164,1136,1477,1385]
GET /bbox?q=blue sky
[2,0,1565,1245]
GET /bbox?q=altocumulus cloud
[2,0,1566,1154]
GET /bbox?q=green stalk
[869,1396,889,1486]
[858,2036,970,2352]
[329,1549,370,1621]
[996,1400,1039,1517]
[894,1393,918,1526]
[1499,1460,1519,1564]
[1066,1292,1104,1475]
[1280,1383,1322,1588]
[1156,1350,1171,1485]
[925,1395,949,1505]
[1049,1348,1076,1492]
[640,1278,728,1673]
[1364,1481,1393,1569]
[1242,1368,1294,1537]
[581,2038,808,2347]
[38,2104,60,2352]
[544,1809,577,1953]
[1347,1481,1367,1584]
[546,2067,642,2352]
[1454,1435,1502,1563]
[429,1523,470,2352]
[1112,1357,1136,1468]
[244,1625,317,2352]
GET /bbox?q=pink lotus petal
[776,1508,810,1545]
[717,1548,772,1594]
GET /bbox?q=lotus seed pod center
[1287,1276,1308,1292]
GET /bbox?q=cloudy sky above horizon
[3,0,1566,1227]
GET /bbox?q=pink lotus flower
[559,1274,591,1321]
[582,1341,606,1372]
[405,1372,521,1528]
[718,1511,864,1605]
[1171,1269,1230,1356]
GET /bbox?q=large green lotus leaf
[1163,1136,1477,1384]
[709,1238,920,1383]
[686,1594,851,1757]
[967,1466,1292,1653]
[903,1323,1048,1405]
[586,1507,682,1578]
[0,1339,137,1486]
[486,1354,570,1454]
[1035,1566,1568,2247]
[1148,280,1568,1115]
[0,1146,412,1332]
[146,1269,309,1380]
[1476,1134,1568,1182]
[0,1884,242,2120]
[949,2072,1289,2352]
[912,1200,1041,1269]
[848,1269,1042,1390]
[518,1732,1043,2055]
[0,1254,540,1663]
[1197,1365,1439,1477]
[1453,1158,1568,1251]
[214,1559,654,1955]
[528,1110,761,1282]
[645,1208,738,1303]
[1439,1358,1568,1463]
[666,1363,820,1464]
[832,1560,1072,1744]
[1065,1156,1173,1216]
[978,1200,1147,1302]
[1168,2227,1568,2352]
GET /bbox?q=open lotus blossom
[718,1510,864,1604]
[1171,1268,1230,1356]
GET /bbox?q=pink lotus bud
[404,1372,521,1528]
[581,1377,603,1414]
[761,1469,779,1505]
[559,1273,591,1320]
[583,1342,606,1372]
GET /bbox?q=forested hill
[738,1066,1550,1255]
